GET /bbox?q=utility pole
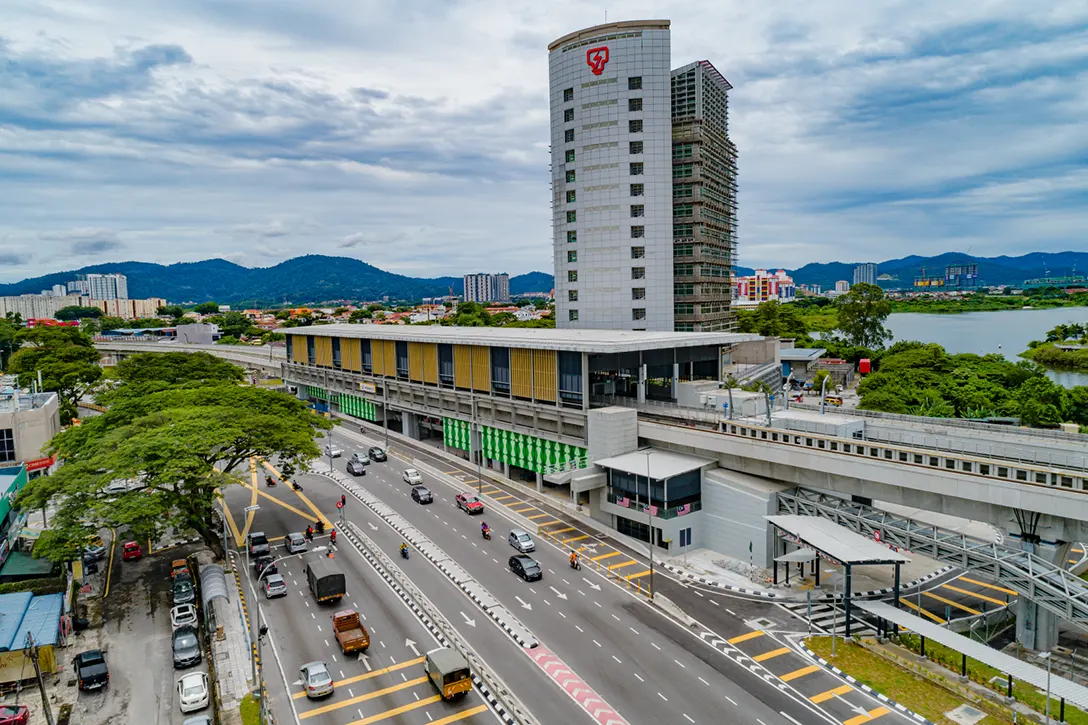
[24,633,54,725]
[382,383,390,449]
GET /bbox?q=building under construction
[913,262,979,290]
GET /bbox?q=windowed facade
[628,76,642,90]
[630,205,644,217]
[0,430,14,463]
[629,141,643,155]
[568,290,578,302]
[563,87,574,102]
[629,119,643,133]
[567,251,577,263]
[567,230,577,243]
[629,98,643,112]
[630,183,644,196]
[565,170,576,183]
[569,309,578,321]
[631,246,645,259]
[632,288,646,300]
[632,267,646,280]
[564,108,574,122]
[566,190,576,203]
[566,210,576,223]
[632,308,646,320]
[331,337,342,369]
[631,226,645,238]
[565,149,576,163]
[564,128,575,143]
[629,162,643,175]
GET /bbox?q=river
[885,306,1088,388]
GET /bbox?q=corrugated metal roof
[13,593,62,649]
[200,564,228,609]
[857,600,1088,710]
[766,515,910,565]
[0,593,33,651]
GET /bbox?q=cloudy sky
[1,1,1085,282]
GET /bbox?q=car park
[172,626,202,669]
[177,671,210,713]
[299,661,335,699]
[0,705,28,725]
[347,459,368,476]
[411,486,433,504]
[171,603,198,630]
[455,494,484,514]
[73,650,110,690]
[285,532,307,554]
[173,579,196,606]
[508,529,535,553]
[403,469,422,485]
[264,573,288,599]
[368,446,387,462]
[323,444,343,458]
[248,531,270,557]
[509,555,542,582]
[122,541,143,561]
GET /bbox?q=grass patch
[240,693,260,725]
[806,637,1013,725]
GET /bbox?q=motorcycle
[399,545,410,560]
[315,520,326,535]
[291,481,303,491]
[569,558,581,571]
[481,528,491,541]
[265,476,277,487]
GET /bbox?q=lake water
[885,306,1088,388]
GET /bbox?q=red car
[455,494,484,515]
[122,541,143,561]
[0,705,29,724]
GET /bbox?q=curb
[802,645,937,725]
[317,466,538,650]
[336,521,517,725]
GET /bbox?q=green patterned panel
[480,425,586,474]
[306,385,329,400]
[338,393,377,422]
[443,417,471,451]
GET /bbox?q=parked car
[172,626,202,669]
[508,529,535,553]
[182,717,212,725]
[403,469,422,485]
[173,579,196,606]
[264,574,288,599]
[347,459,368,476]
[299,661,334,699]
[411,486,433,505]
[171,559,191,579]
[0,705,29,725]
[247,532,270,557]
[455,494,484,515]
[82,544,107,562]
[122,541,143,561]
[368,447,387,462]
[285,532,307,554]
[509,555,542,582]
[253,555,277,579]
[324,444,343,458]
[177,671,210,713]
[73,650,110,691]
[171,603,198,630]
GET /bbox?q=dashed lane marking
[843,706,890,724]
[809,684,853,704]
[956,576,1017,597]
[753,647,791,662]
[727,630,764,645]
[780,665,820,682]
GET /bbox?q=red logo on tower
[586,46,609,75]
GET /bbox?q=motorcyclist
[305,526,314,541]
[329,529,336,545]
[399,542,408,558]
[569,550,579,568]
[481,521,491,539]
[265,475,275,486]
[315,519,325,534]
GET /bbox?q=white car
[177,671,209,713]
[403,469,422,485]
[324,444,343,458]
[300,661,334,699]
[171,603,198,630]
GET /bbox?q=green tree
[1067,386,1088,426]
[0,319,17,370]
[216,335,242,345]
[157,305,185,319]
[810,370,832,392]
[99,316,125,331]
[349,310,372,323]
[22,382,331,559]
[6,326,102,424]
[115,351,245,385]
[55,306,103,321]
[835,283,892,349]
[261,331,286,343]
[193,302,221,315]
[1014,377,1067,428]
[208,311,254,339]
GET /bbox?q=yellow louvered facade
[511,348,533,399]
[341,338,362,372]
[291,334,308,364]
[383,339,396,376]
[533,349,557,402]
[314,337,333,367]
[471,346,490,393]
[408,342,424,382]
[453,345,472,388]
[422,343,438,384]
[370,340,387,376]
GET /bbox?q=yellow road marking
[923,591,981,616]
[549,527,575,535]
[940,583,1006,607]
[753,647,791,662]
[257,458,329,525]
[429,704,489,725]
[220,496,244,546]
[607,560,638,572]
[492,495,514,502]
[299,676,428,718]
[563,534,590,544]
[590,551,622,562]
[898,597,946,623]
[509,505,534,513]
[780,664,820,682]
[461,479,479,485]
[844,706,890,724]
[241,458,259,541]
[482,487,502,495]
[535,520,560,528]
[257,489,320,522]
[346,695,443,725]
[293,657,424,699]
[443,470,461,475]
[956,576,1017,597]
[727,630,764,645]
[624,569,652,581]
[810,684,852,703]
[527,513,552,520]
[102,528,118,598]
[1073,548,1084,554]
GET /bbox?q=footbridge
[94,340,285,377]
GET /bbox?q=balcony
[606,493,701,519]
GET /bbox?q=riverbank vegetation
[1021,322,1088,371]
[889,288,1088,314]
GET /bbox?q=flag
[617,497,630,508]
[676,503,691,516]
[648,505,658,516]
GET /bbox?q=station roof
[856,600,1088,710]
[289,324,758,354]
[780,348,826,362]
[765,515,910,565]
[595,448,714,480]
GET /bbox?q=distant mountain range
[1,251,1083,306]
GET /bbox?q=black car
[346,459,368,476]
[172,625,202,669]
[73,650,110,691]
[253,555,277,579]
[509,555,542,582]
[368,447,387,462]
[411,486,433,504]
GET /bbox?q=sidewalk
[206,550,256,725]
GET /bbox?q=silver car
[300,661,334,699]
[508,529,535,553]
[285,532,307,554]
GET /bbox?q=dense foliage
[436,302,555,328]
[1021,321,1088,371]
[891,290,1088,314]
[55,306,103,320]
[6,326,102,424]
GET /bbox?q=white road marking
[575,625,584,633]
[651,642,661,651]
[634,673,644,682]
[612,655,621,664]
[683,715,694,723]
[562,578,569,584]
[593,601,602,608]
[725,696,737,706]
[657,692,668,702]
[711,599,719,607]
[726,608,737,616]
[380,641,385,648]
[674,659,685,668]
[558,611,566,619]
[780,713,803,725]
[316,625,322,632]
[694,590,704,598]
[492,558,499,564]
[310,613,314,619]
[630,627,640,635]
[348,688,354,697]
[402,673,408,682]
[611,614,620,621]
[698,677,710,686]
[592,640,601,648]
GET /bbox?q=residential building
[90,297,167,319]
[834,280,850,294]
[66,279,90,295]
[853,263,877,286]
[0,294,89,321]
[463,273,511,303]
[50,285,67,297]
[550,20,737,332]
[85,273,129,300]
[734,269,795,307]
[0,388,60,470]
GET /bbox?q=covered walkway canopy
[200,564,228,610]
[766,515,910,636]
[857,600,1088,716]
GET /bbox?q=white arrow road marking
[459,611,477,627]
[549,585,568,600]
[291,679,302,686]
[405,639,420,657]
[367,522,378,531]
[582,577,601,591]
[832,692,869,717]
[515,595,532,610]
[359,654,371,671]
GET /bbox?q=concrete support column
[502,461,509,477]
[1013,537,1069,651]
[671,363,680,400]
[404,412,421,440]
[535,471,543,492]
[637,364,647,405]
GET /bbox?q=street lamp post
[243,504,260,684]
[643,450,654,600]
[1042,651,1052,724]
[824,568,839,657]
[382,383,390,449]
